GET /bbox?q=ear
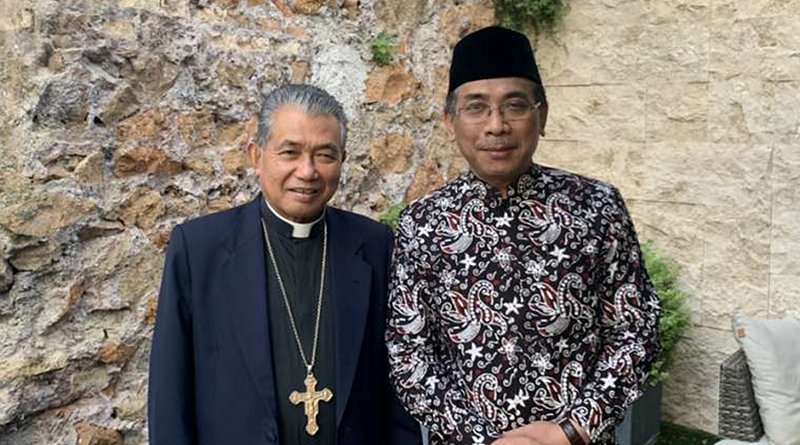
[444,113,456,142]
[246,142,261,168]
[538,103,549,137]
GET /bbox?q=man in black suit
[148,84,422,445]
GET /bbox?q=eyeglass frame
[454,99,543,125]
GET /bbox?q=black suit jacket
[148,196,422,445]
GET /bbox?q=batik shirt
[386,164,660,445]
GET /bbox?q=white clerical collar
[263,198,324,239]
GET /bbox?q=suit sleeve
[567,188,661,441]
[382,224,425,445]
[386,212,497,444]
[148,225,198,445]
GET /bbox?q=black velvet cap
[448,26,544,94]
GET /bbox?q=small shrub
[378,202,407,230]
[642,242,692,386]
[493,0,569,37]
[370,31,397,67]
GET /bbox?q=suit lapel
[327,209,372,428]
[222,197,279,423]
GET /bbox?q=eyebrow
[278,139,341,152]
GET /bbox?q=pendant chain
[261,219,327,374]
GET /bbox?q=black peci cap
[448,26,544,95]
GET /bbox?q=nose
[484,107,509,135]
[295,154,319,181]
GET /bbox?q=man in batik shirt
[386,26,660,445]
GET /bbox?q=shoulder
[169,200,256,253]
[178,203,247,236]
[403,174,466,217]
[536,164,624,208]
[539,164,618,196]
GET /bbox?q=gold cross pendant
[289,372,333,436]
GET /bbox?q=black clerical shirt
[261,200,336,445]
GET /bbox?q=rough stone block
[96,85,140,126]
[438,4,495,47]
[365,63,419,105]
[769,274,800,318]
[9,242,62,272]
[624,199,706,295]
[636,22,710,85]
[116,108,167,142]
[119,0,161,12]
[183,150,216,175]
[712,0,800,20]
[74,152,106,185]
[534,140,622,186]
[0,258,13,293]
[80,234,134,279]
[221,148,248,176]
[369,133,414,175]
[770,145,800,277]
[544,85,646,143]
[645,82,709,143]
[405,159,445,202]
[613,142,771,208]
[178,109,216,149]
[661,325,739,432]
[118,188,165,229]
[75,421,123,445]
[0,193,95,238]
[290,60,310,83]
[311,44,368,119]
[376,0,426,37]
[32,68,92,126]
[112,146,183,178]
[0,1,34,32]
[710,16,800,82]
[117,246,163,305]
[709,79,800,145]
[536,26,640,87]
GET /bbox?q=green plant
[493,0,569,37]
[378,201,407,229]
[642,242,692,386]
[370,31,397,67]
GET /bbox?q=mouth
[287,187,320,200]
[477,140,517,152]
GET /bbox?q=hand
[493,421,568,445]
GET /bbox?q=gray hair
[255,84,348,149]
[443,80,547,116]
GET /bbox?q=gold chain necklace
[261,218,333,436]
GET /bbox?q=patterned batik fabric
[386,164,661,445]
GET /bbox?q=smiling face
[247,105,345,223]
[445,77,548,194]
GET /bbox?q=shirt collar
[261,197,325,239]
[465,163,541,199]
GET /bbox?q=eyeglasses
[456,100,542,125]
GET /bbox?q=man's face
[247,105,345,223]
[445,77,548,191]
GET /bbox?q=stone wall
[0,0,797,442]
